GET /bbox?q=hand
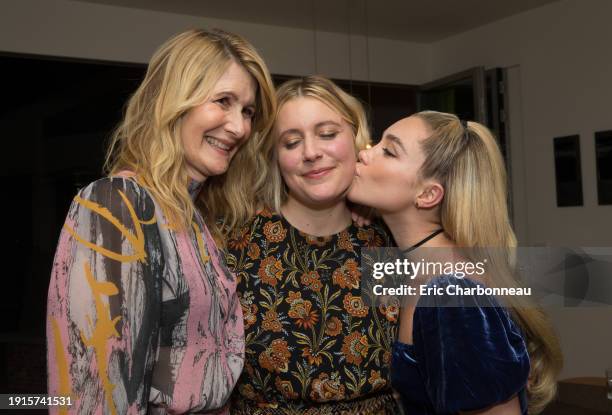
[350,204,375,227]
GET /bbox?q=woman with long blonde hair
[225,76,400,414]
[46,29,275,414]
[348,111,562,414]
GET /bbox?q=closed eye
[320,131,338,139]
[382,147,396,157]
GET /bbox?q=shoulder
[414,275,524,339]
[412,275,530,411]
[76,176,157,216]
[353,218,393,247]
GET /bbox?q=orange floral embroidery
[229,226,250,250]
[383,351,391,365]
[263,220,287,243]
[357,228,384,247]
[258,256,284,286]
[259,339,291,373]
[343,293,368,317]
[286,290,302,305]
[262,309,282,332]
[378,303,399,323]
[309,372,346,402]
[332,258,360,289]
[242,303,258,329]
[342,331,369,365]
[338,230,354,252]
[368,369,386,390]
[300,231,331,247]
[288,299,319,329]
[302,346,323,366]
[324,316,342,336]
[258,206,273,218]
[300,271,322,292]
[247,242,260,260]
[275,377,299,400]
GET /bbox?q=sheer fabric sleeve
[412,276,530,413]
[47,177,164,415]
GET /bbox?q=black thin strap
[401,228,444,254]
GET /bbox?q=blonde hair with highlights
[260,75,370,213]
[105,29,275,241]
[415,110,563,414]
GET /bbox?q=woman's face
[276,97,357,208]
[348,115,431,213]
[181,61,256,181]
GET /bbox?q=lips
[303,167,334,179]
[205,135,236,156]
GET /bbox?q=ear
[415,181,444,209]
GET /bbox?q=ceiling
[79,0,559,42]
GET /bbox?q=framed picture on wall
[595,130,612,205]
[553,135,583,207]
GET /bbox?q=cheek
[244,118,253,138]
[327,136,357,166]
[277,149,301,177]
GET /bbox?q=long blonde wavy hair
[105,29,276,241]
[415,110,563,414]
[260,75,370,213]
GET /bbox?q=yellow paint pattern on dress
[193,221,210,263]
[80,261,121,415]
[52,318,72,415]
[64,189,155,263]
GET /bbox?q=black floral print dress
[225,208,399,414]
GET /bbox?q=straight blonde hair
[260,75,370,213]
[105,29,276,242]
[416,110,563,414]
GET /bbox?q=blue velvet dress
[391,275,530,414]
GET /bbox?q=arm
[413,276,530,414]
[47,178,164,415]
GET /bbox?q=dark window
[553,135,583,207]
[595,130,612,205]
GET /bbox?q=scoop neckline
[269,209,356,239]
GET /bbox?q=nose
[225,107,246,139]
[358,148,369,164]
[302,136,322,161]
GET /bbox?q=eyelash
[382,147,396,157]
[320,132,338,139]
[215,96,231,107]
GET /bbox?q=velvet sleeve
[46,177,164,414]
[412,276,530,413]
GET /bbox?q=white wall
[0,0,431,85]
[430,0,612,379]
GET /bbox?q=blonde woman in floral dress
[225,76,399,414]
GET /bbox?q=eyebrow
[315,120,341,129]
[385,133,407,153]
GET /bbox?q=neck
[382,208,449,250]
[281,194,352,237]
[187,176,205,201]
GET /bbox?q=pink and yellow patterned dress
[47,176,244,414]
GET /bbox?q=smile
[303,167,334,179]
[205,136,233,152]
